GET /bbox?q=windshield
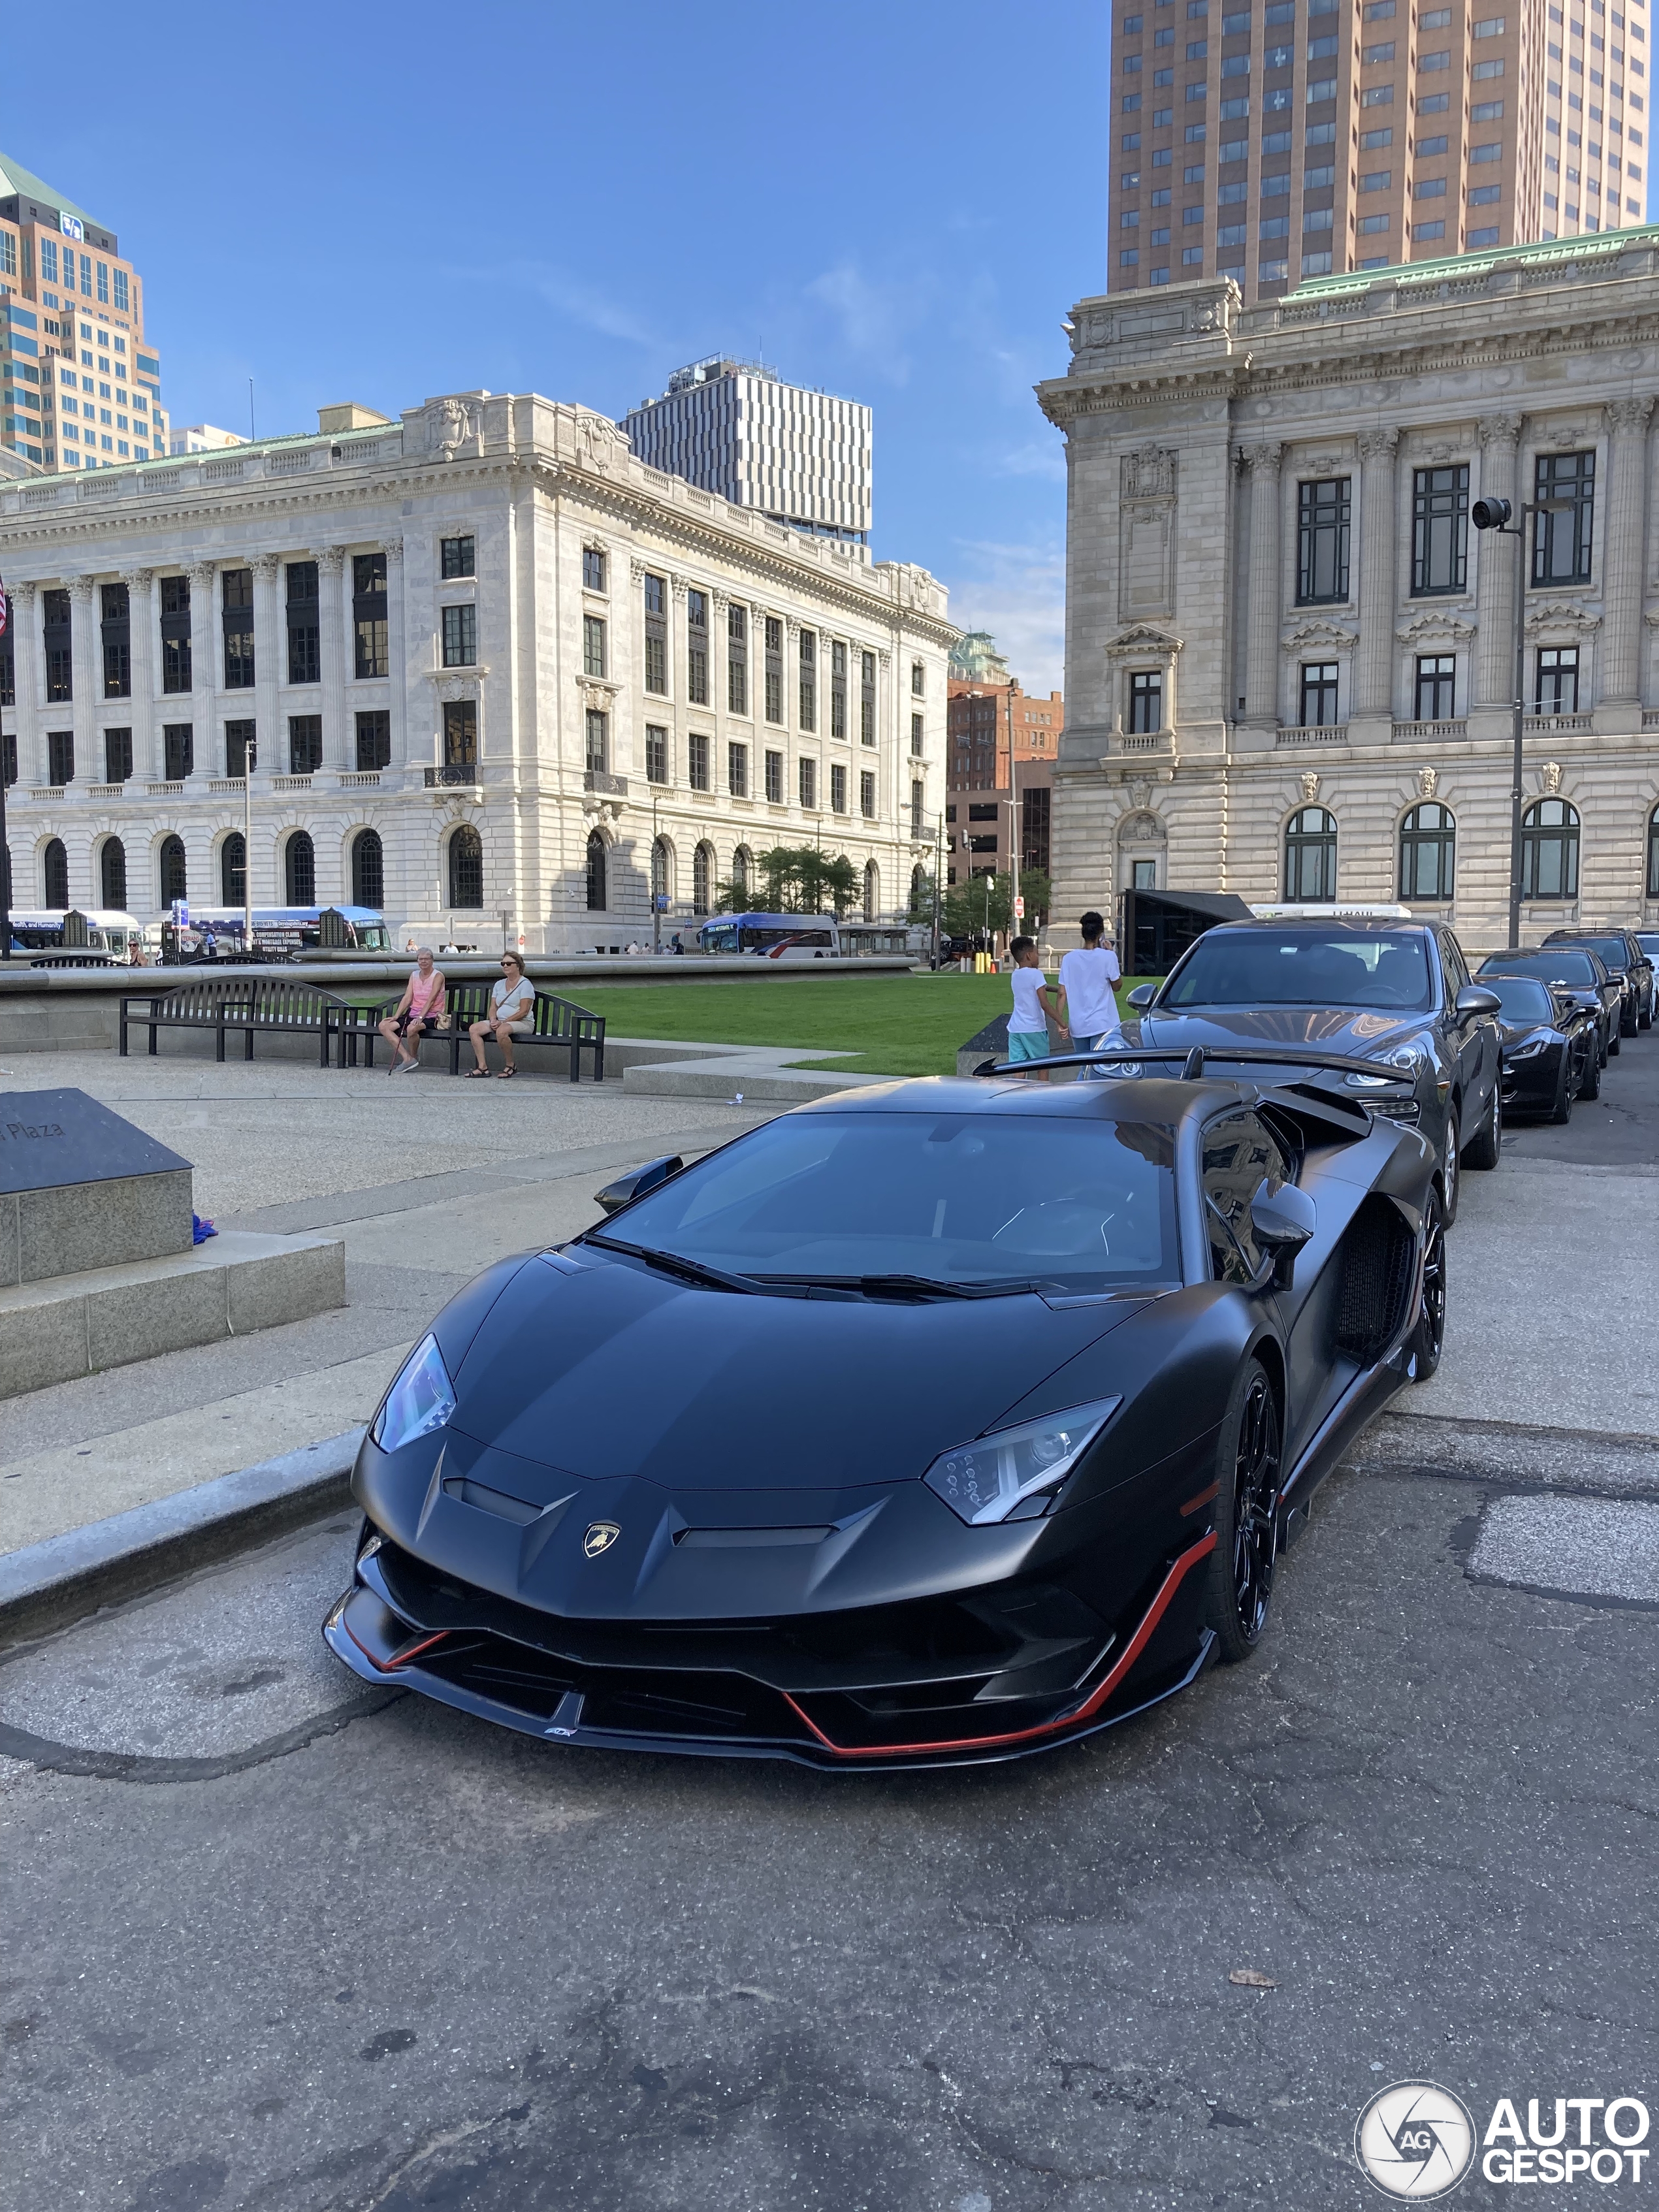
[1636,935,1659,956]
[1489,978,1554,1025]
[1557,937,1630,970]
[1482,951,1598,987]
[592,1112,1180,1290]
[1162,929,1432,1011]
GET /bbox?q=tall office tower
[0,152,170,472]
[1106,0,1649,302]
[624,357,873,545]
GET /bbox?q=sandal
[495,1066,516,1079]
[466,1066,492,1078]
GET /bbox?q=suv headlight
[372,1333,457,1454]
[923,1397,1121,1526]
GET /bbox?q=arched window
[1521,797,1579,900]
[42,837,69,908]
[1647,805,1659,900]
[221,831,246,905]
[652,836,672,909]
[285,830,315,906]
[731,845,752,901]
[100,837,127,911]
[448,824,483,909]
[863,859,879,922]
[1398,803,1455,903]
[1283,807,1337,902]
[586,829,607,912]
[159,835,187,906]
[692,841,714,916]
[910,862,928,918]
[351,828,384,909]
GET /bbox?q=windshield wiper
[758,1272,1041,1301]
[583,1234,764,1295]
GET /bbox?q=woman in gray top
[468,952,536,1078]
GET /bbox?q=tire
[1440,1108,1460,1225]
[1549,1054,1574,1124]
[1621,1002,1637,1039]
[1408,1193,1447,1383]
[1579,1043,1601,1100]
[1610,1026,1622,1057]
[1640,993,1654,1033]
[1201,1358,1283,1665]
[1462,1081,1502,1170]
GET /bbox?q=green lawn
[560,972,1152,1078]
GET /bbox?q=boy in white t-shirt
[1005,935,1061,1077]
[1057,910,1122,1078]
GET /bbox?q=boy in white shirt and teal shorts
[1006,936,1061,1076]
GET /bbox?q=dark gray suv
[1124,918,1502,1224]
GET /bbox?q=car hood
[1498,1018,1554,1050]
[445,1247,1147,1491]
[1132,1004,1425,1057]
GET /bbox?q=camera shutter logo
[1355,2081,1476,2200]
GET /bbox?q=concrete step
[0,1229,347,1400]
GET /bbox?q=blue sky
[4,0,1109,694]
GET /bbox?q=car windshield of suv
[1489,978,1554,1027]
[1636,935,1659,959]
[1481,951,1600,988]
[1161,929,1432,1011]
[1558,936,1631,971]
[590,1112,1181,1290]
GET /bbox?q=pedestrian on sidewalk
[469,952,536,1078]
[380,946,447,1073]
[1057,910,1122,1081]
[1006,936,1063,1078]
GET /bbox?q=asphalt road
[4,1446,1656,2212]
[1502,1014,1659,1166]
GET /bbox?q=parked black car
[1487,975,1600,1120]
[1541,930,1655,1034]
[1477,948,1621,1066]
[1123,920,1500,1223]
[325,1066,1442,1769]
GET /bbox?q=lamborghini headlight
[922,1397,1121,1526]
[371,1333,456,1454]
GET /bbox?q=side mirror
[1251,1180,1315,1286]
[1126,983,1157,1009]
[593,1155,684,1215]
[1455,985,1502,1019]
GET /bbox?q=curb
[0,1428,365,1650]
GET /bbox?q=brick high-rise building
[1106,0,1649,304]
[946,652,1065,884]
[0,151,169,473]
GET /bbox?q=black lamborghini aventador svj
[325,1063,1443,1769]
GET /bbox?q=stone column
[69,574,97,787]
[1239,443,1283,726]
[8,581,40,788]
[122,569,155,788]
[381,537,405,775]
[1474,413,1522,729]
[251,554,282,777]
[313,547,347,771]
[188,563,219,777]
[1352,426,1402,733]
[1596,396,1652,729]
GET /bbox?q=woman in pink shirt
[380,948,447,1074]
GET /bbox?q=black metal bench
[444,983,606,1081]
[30,953,117,968]
[120,978,351,1066]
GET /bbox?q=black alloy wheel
[1549,1050,1574,1125]
[1579,1038,1601,1100]
[1408,1194,1447,1382]
[1204,1360,1281,1664]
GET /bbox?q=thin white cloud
[996,440,1067,483]
[803,261,933,385]
[466,261,661,349]
[938,536,1066,697]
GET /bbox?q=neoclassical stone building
[1038,226,1659,950]
[0,391,955,947]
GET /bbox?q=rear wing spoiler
[972,1043,1417,1086]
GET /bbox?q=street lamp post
[242,731,256,952]
[651,793,661,954]
[1471,493,1574,951]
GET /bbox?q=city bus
[8,908,146,961]
[698,912,841,958]
[160,905,392,958]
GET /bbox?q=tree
[942,868,1052,942]
[743,845,861,918]
[907,870,939,924]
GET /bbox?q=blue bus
[698,912,841,958]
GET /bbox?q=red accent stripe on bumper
[781,1530,1217,1759]
[345,1617,453,1675]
